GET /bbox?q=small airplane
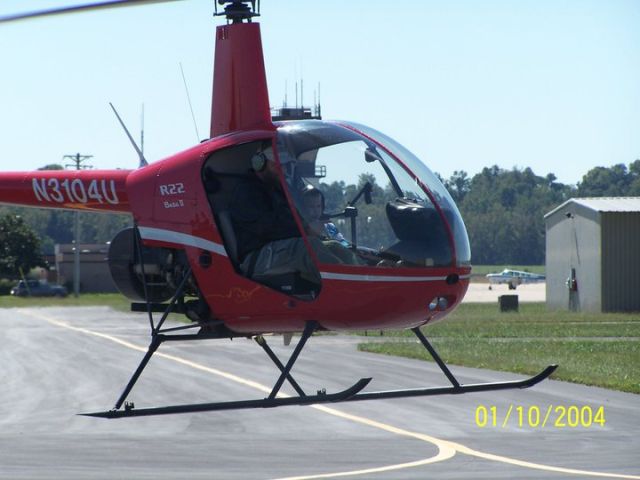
[0,1,556,418]
[486,269,546,290]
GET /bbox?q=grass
[360,303,640,338]
[357,303,640,394]
[470,264,545,276]
[0,293,191,323]
[0,293,131,311]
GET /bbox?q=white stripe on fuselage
[138,226,227,256]
[321,272,470,283]
[137,227,469,284]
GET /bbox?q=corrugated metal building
[544,197,640,312]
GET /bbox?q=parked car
[10,280,68,297]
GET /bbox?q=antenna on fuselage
[109,102,148,168]
[179,62,201,143]
[140,103,145,159]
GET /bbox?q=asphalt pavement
[463,282,546,303]
[0,306,638,479]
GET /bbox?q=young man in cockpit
[300,185,361,265]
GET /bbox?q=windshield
[276,121,470,268]
[340,121,471,266]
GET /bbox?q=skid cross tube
[255,336,307,397]
[109,264,195,411]
[267,321,317,400]
[113,336,161,411]
[412,327,460,388]
[109,331,226,413]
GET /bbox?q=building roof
[545,197,640,218]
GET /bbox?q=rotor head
[214,1,260,24]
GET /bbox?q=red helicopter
[0,0,556,418]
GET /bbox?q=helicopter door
[202,140,320,298]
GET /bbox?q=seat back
[216,210,239,265]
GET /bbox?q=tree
[444,170,471,202]
[0,214,44,278]
[38,164,64,171]
[0,205,132,255]
[319,181,347,213]
[627,160,640,195]
[577,164,630,197]
[457,166,574,264]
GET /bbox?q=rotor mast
[210,1,272,137]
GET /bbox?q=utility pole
[63,153,93,298]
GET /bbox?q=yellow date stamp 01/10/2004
[475,405,606,429]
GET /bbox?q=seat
[216,210,239,265]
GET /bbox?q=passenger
[301,185,361,265]
[229,149,319,284]
[301,186,348,244]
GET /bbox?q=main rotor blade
[0,0,183,24]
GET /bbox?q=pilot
[229,148,319,285]
[301,185,361,265]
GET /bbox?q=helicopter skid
[81,377,372,419]
[82,367,556,419]
[345,364,557,403]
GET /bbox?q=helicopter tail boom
[0,170,131,214]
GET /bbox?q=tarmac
[463,282,546,303]
[0,306,637,479]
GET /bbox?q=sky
[0,0,638,186]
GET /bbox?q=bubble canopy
[275,120,471,268]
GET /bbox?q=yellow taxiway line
[22,309,639,480]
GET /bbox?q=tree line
[441,160,640,264]
[1,159,638,279]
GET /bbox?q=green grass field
[0,293,130,310]
[358,303,640,394]
[470,264,545,276]
[0,293,190,322]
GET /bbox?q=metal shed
[544,197,640,312]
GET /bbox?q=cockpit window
[276,120,470,268]
[342,121,471,266]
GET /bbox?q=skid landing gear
[83,226,556,419]
[82,320,556,419]
[82,321,371,418]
